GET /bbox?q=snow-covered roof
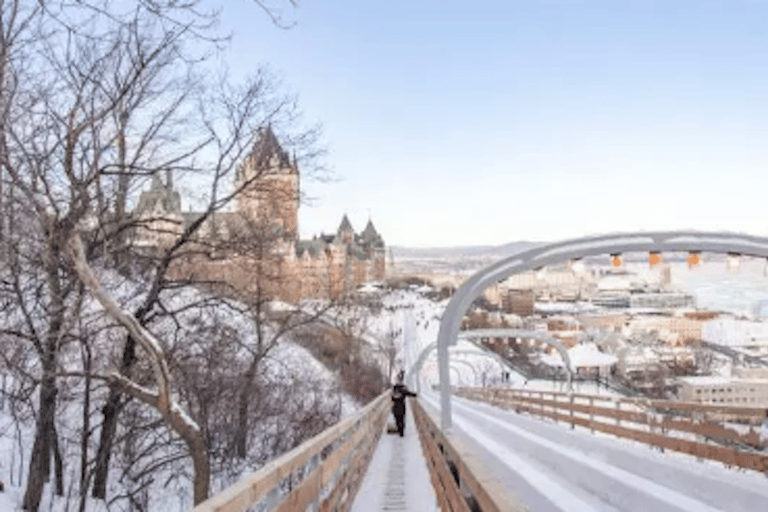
[535,302,599,314]
[597,276,632,291]
[267,300,298,312]
[677,376,734,386]
[358,283,382,294]
[540,343,618,368]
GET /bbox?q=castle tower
[133,171,183,250]
[235,126,299,238]
[336,214,354,245]
[360,219,386,280]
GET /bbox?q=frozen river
[628,259,768,315]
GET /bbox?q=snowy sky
[213,1,768,248]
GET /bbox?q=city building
[703,317,768,348]
[131,127,386,302]
[677,375,768,407]
[501,289,535,316]
[629,291,695,309]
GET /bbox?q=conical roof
[361,219,384,247]
[337,214,354,235]
[250,125,292,171]
[361,219,379,240]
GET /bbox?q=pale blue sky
[213,1,768,248]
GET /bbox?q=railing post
[552,392,557,424]
[589,396,594,434]
[570,394,575,430]
[646,409,654,451]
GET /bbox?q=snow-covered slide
[421,391,768,512]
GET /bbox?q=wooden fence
[456,387,768,476]
[192,390,391,512]
[412,399,530,512]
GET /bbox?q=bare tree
[377,319,402,386]
[0,1,324,509]
[211,215,338,459]
[476,358,500,387]
[68,233,213,504]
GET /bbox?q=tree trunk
[178,418,210,505]
[235,391,249,459]
[110,374,211,505]
[24,242,63,512]
[91,392,119,500]
[92,335,136,499]
[22,367,56,511]
[79,343,92,512]
[234,363,258,458]
[51,425,63,497]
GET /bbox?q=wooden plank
[414,400,529,512]
[193,390,390,512]
[414,404,471,512]
[323,404,388,512]
[498,395,646,424]
[275,464,322,512]
[504,401,768,476]
[648,399,766,417]
[337,417,383,511]
[498,394,762,449]
[319,417,369,489]
[459,387,766,420]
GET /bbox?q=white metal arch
[458,328,574,383]
[407,341,438,388]
[414,349,496,392]
[437,231,768,430]
[420,360,466,387]
[407,337,540,392]
[406,342,479,389]
[423,349,513,390]
[449,359,479,386]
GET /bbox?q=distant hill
[390,241,543,260]
[388,242,730,277]
[388,241,546,276]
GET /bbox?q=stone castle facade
[132,127,386,303]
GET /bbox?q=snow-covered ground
[0,276,362,512]
[0,337,355,512]
[6,279,767,511]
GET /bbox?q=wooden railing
[192,390,390,512]
[456,387,768,475]
[412,399,530,512]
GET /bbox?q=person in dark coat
[391,371,417,437]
